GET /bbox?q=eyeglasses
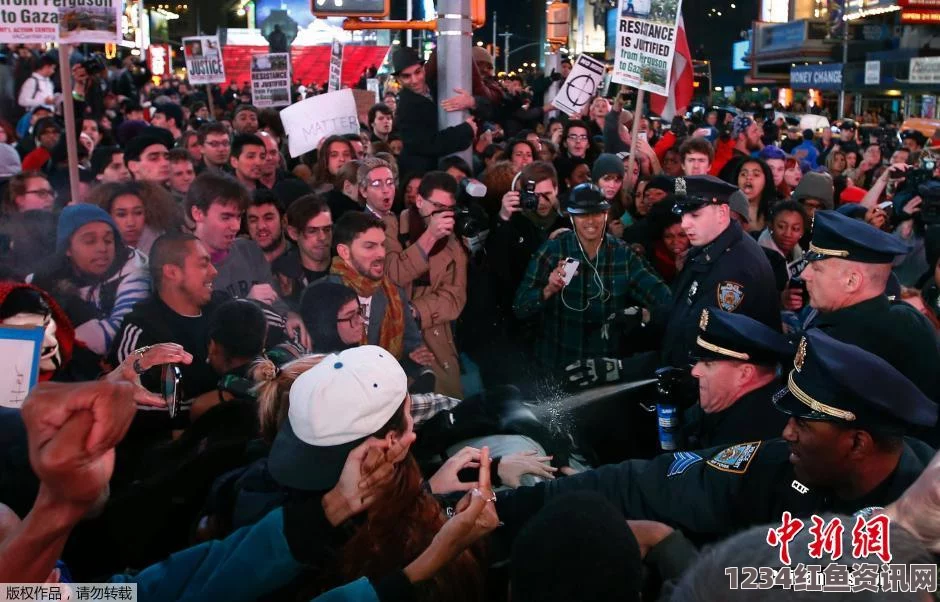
[303,225,333,238]
[204,140,229,148]
[24,189,56,199]
[337,306,366,325]
[368,178,396,190]
[424,199,455,213]
[567,134,589,142]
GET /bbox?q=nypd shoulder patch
[667,451,703,477]
[706,441,761,474]
[717,281,745,312]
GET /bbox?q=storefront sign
[865,60,880,85]
[790,63,844,90]
[910,56,940,84]
[901,8,940,21]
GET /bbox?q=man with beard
[246,190,288,264]
[109,232,223,429]
[272,195,333,309]
[356,157,440,288]
[496,330,938,547]
[230,133,267,192]
[307,211,434,369]
[715,115,765,181]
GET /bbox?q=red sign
[148,44,172,80]
[901,8,940,21]
[899,0,940,6]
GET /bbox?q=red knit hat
[839,186,867,204]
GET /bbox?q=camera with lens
[918,180,940,226]
[453,178,488,239]
[81,54,107,75]
[520,179,539,212]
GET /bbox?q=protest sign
[366,78,380,103]
[352,88,377,125]
[182,35,227,85]
[0,325,43,409]
[251,53,292,108]
[552,54,607,116]
[328,39,343,92]
[0,0,121,44]
[612,0,683,96]
[280,89,359,158]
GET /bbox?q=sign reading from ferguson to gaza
[611,0,683,96]
[182,35,227,85]
[251,53,292,108]
[0,0,121,44]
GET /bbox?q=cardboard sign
[280,89,360,158]
[552,54,607,116]
[251,52,292,108]
[0,326,44,409]
[0,0,121,44]
[328,39,343,92]
[612,0,684,96]
[182,35,226,86]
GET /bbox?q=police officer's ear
[847,428,877,459]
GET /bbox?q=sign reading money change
[182,35,227,85]
[251,53,292,108]
[612,0,684,96]
[0,0,121,44]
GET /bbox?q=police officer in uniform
[498,330,937,545]
[680,308,794,450]
[659,175,781,368]
[800,210,940,433]
[563,176,781,388]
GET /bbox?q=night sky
[476,0,757,82]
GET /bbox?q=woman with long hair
[28,204,150,357]
[252,347,486,601]
[308,135,355,193]
[826,149,847,178]
[733,158,776,233]
[89,180,181,254]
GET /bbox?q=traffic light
[311,0,389,18]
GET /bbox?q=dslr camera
[520,179,539,212]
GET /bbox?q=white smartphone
[878,201,893,210]
[561,257,580,286]
[638,131,648,142]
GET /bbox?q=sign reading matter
[0,0,121,44]
[251,53,292,108]
[553,54,607,116]
[612,0,683,96]
[182,35,226,85]
[280,89,359,158]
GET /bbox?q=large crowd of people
[2,41,940,600]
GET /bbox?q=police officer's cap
[806,210,911,264]
[565,183,610,215]
[692,308,793,366]
[773,330,938,433]
[671,175,740,216]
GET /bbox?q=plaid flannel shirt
[513,232,672,370]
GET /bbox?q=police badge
[717,281,744,311]
[674,176,687,197]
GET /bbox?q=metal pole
[437,0,473,165]
[500,31,511,73]
[492,12,497,57]
[838,17,848,119]
[406,0,413,48]
[57,44,81,205]
[625,89,645,195]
